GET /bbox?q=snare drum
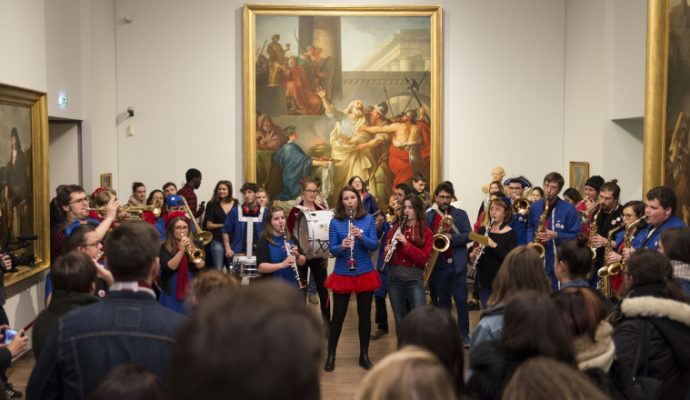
[231,255,259,278]
[296,209,333,259]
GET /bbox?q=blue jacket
[27,290,184,400]
[222,205,266,254]
[425,206,471,274]
[361,193,380,216]
[510,212,529,245]
[527,197,580,289]
[613,228,645,250]
[635,215,687,251]
[329,213,378,276]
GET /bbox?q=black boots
[324,351,336,372]
[359,347,373,370]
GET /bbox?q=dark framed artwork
[243,5,442,208]
[644,0,690,224]
[0,83,50,284]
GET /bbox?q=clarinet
[348,207,356,271]
[473,218,495,269]
[282,227,305,289]
[383,216,408,266]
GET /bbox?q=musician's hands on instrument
[606,251,622,264]
[105,198,120,220]
[289,244,300,257]
[395,231,407,245]
[584,198,597,212]
[622,247,635,261]
[350,225,362,239]
[179,236,191,250]
[537,229,557,242]
[591,234,608,248]
[282,255,296,268]
[342,237,354,250]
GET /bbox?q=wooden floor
[8,298,480,399]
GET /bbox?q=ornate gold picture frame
[0,83,50,284]
[569,161,590,196]
[243,5,442,208]
[644,0,690,223]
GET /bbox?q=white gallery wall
[106,0,569,214]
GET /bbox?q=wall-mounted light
[58,95,68,108]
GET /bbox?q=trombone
[180,196,213,246]
[89,200,163,220]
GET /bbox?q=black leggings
[298,258,330,322]
[328,291,373,353]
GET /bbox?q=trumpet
[89,200,163,220]
[512,197,531,216]
[183,233,206,264]
[180,196,213,245]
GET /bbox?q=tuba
[528,202,550,258]
[423,208,454,288]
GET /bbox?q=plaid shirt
[177,184,199,217]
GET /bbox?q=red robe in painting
[283,63,321,115]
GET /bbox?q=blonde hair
[356,346,456,400]
[191,270,238,306]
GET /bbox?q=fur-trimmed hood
[621,296,690,328]
[574,321,615,372]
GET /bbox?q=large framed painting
[644,0,690,224]
[243,5,442,209]
[0,83,50,284]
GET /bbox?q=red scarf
[175,245,190,301]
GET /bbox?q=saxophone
[528,202,550,258]
[423,208,454,288]
[588,206,601,260]
[596,226,623,298]
[621,215,647,268]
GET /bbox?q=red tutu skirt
[325,270,382,294]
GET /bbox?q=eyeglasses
[622,213,636,218]
[304,189,318,193]
[70,196,90,204]
[174,226,189,231]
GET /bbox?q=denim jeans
[388,276,426,331]
[431,264,470,339]
[209,240,226,270]
[478,288,492,309]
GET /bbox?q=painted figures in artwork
[273,126,329,201]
